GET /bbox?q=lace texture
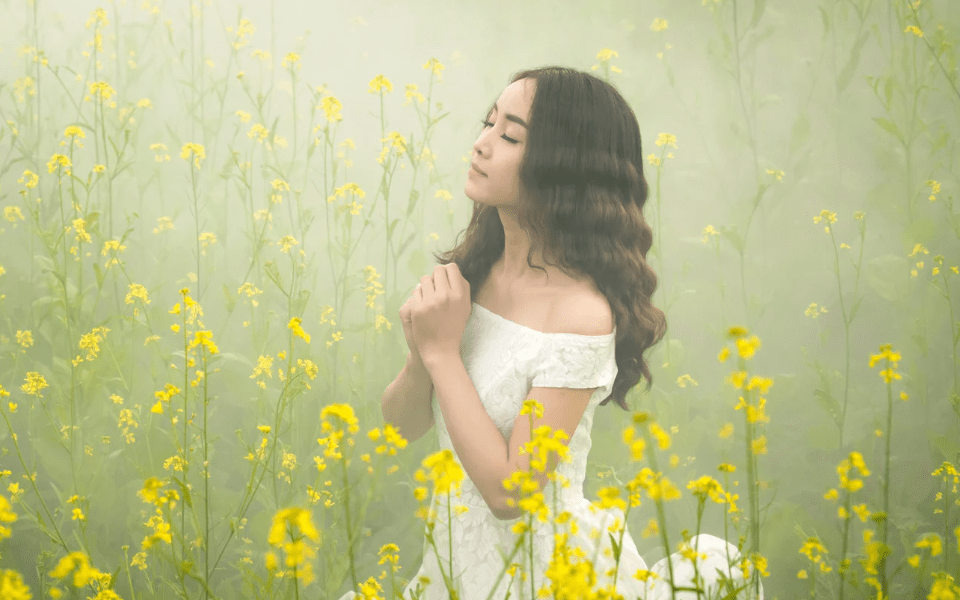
[339,303,764,600]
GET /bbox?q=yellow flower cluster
[142,513,172,549]
[180,142,205,169]
[18,169,38,188]
[4,206,24,223]
[317,404,359,463]
[413,449,466,523]
[117,408,138,443]
[150,383,181,415]
[813,209,838,233]
[125,283,150,305]
[868,343,901,383]
[20,371,48,398]
[0,569,31,599]
[78,326,110,361]
[137,477,179,509]
[189,330,219,355]
[71,217,91,244]
[15,330,32,349]
[0,494,17,540]
[245,425,270,463]
[687,475,726,505]
[288,316,311,343]
[627,467,682,503]
[46,153,71,174]
[367,424,407,457]
[247,123,269,144]
[48,551,106,589]
[541,531,599,600]
[823,452,871,518]
[798,536,831,575]
[265,507,320,585]
[277,235,298,252]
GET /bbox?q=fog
[0,0,957,598]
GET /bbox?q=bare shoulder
[548,283,614,337]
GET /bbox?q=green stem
[879,367,894,598]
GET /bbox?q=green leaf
[92,262,105,288]
[813,387,841,431]
[406,188,421,216]
[607,532,622,563]
[293,289,311,316]
[386,218,400,239]
[873,117,903,144]
[931,433,960,466]
[223,283,236,312]
[172,476,193,508]
[263,260,284,291]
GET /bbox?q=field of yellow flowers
[0,1,959,599]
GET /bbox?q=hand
[399,291,426,367]
[411,263,472,365]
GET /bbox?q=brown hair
[432,66,666,410]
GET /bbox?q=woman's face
[464,78,535,210]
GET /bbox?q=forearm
[381,352,435,443]
[423,353,511,516]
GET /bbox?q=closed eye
[480,120,518,144]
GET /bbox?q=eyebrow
[491,102,529,129]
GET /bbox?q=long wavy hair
[432,66,666,411]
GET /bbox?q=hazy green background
[0,0,958,598]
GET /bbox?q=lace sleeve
[530,335,617,397]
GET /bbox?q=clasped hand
[411,263,471,365]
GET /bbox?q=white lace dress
[340,303,764,600]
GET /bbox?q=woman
[344,66,764,600]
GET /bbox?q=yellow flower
[71,218,91,243]
[78,326,110,360]
[751,435,767,455]
[0,569,31,598]
[0,495,17,541]
[321,95,342,122]
[868,344,902,383]
[593,486,626,511]
[46,153,72,173]
[180,142,205,169]
[416,449,465,497]
[649,422,671,449]
[267,507,320,548]
[368,74,393,94]
[18,170,39,188]
[281,53,301,70]
[520,398,544,419]
[125,283,150,305]
[916,533,942,557]
[288,317,311,343]
[49,551,102,588]
[277,235,299,253]
[20,372,48,397]
[688,475,725,504]
[4,206,24,223]
[736,335,762,359]
[15,330,33,348]
[189,330,219,354]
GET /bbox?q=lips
[471,161,486,176]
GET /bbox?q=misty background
[0,0,957,598]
